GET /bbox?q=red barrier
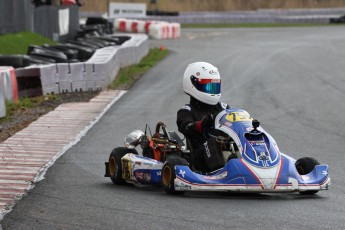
[10,68,18,103]
[119,20,126,32]
[144,21,152,33]
[114,18,181,39]
[0,66,19,103]
[131,21,138,33]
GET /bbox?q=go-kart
[104,108,330,195]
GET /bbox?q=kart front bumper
[174,176,331,193]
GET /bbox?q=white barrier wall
[0,67,19,118]
[15,34,149,95]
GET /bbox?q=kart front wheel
[108,147,138,185]
[162,155,188,195]
[295,157,320,195]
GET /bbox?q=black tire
[43,45,79,60]
[161,155,189,195]
[0,55,24,68]
[108,147,138,185]
[99,36,121,45]
[25,55,56,66]
[110,36,131,45]
[295,157,320,195]
[28,47,68,63]
[69,40,100,49]
[58,43,94,61]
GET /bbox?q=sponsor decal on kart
[134,170,152,184]
[122,158,132,180]
[175,180,192,190]
[143,162,154,166]
[203,171,228,180]
[178,169,186,178]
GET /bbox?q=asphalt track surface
[2,27,345,229]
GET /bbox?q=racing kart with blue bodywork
[104,108,330,195]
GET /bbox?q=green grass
[108,47,169,90]
[0,31,56,55]
[181,23,345,29]
[0,95,60,122]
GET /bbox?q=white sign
[109,3,146,18]
[59,8,70,36]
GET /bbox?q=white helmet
[183,62,221,105]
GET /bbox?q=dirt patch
[0,91,100,143]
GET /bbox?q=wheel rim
[109,156,117,176]
[162,166,172,186]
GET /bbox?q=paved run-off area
[0,90,125,218]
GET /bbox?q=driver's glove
[185,114,214,135]
[202,114,214,129]
[196,114,214,132]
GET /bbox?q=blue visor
[190,75,221,94]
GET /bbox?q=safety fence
[107,7,345,24]
[0,1,79,42]
[114,18,181,39]
[0,67,19,118]
[0,0,34,35]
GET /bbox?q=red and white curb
[0,90,126,220]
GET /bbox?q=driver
[177,62,230,173]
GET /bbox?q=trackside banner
[59,8,70,36]
[109,3,146,18]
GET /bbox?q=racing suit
[176,97,230,172]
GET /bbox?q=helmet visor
[191,75,221,94]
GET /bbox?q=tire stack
[0,17,140,97]
[0,17,130,68]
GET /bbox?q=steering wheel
[203,126,231,143]
[155,122,169,138]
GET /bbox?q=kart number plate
[226,112,252,122]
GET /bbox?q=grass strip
[0,95,61,123]
[108,47,169,90]
[0,31,56,55]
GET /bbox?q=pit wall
[0,34,148,118]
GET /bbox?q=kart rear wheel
[108,147,138,185]
[295,157,320,195]
[162,155,188,195]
